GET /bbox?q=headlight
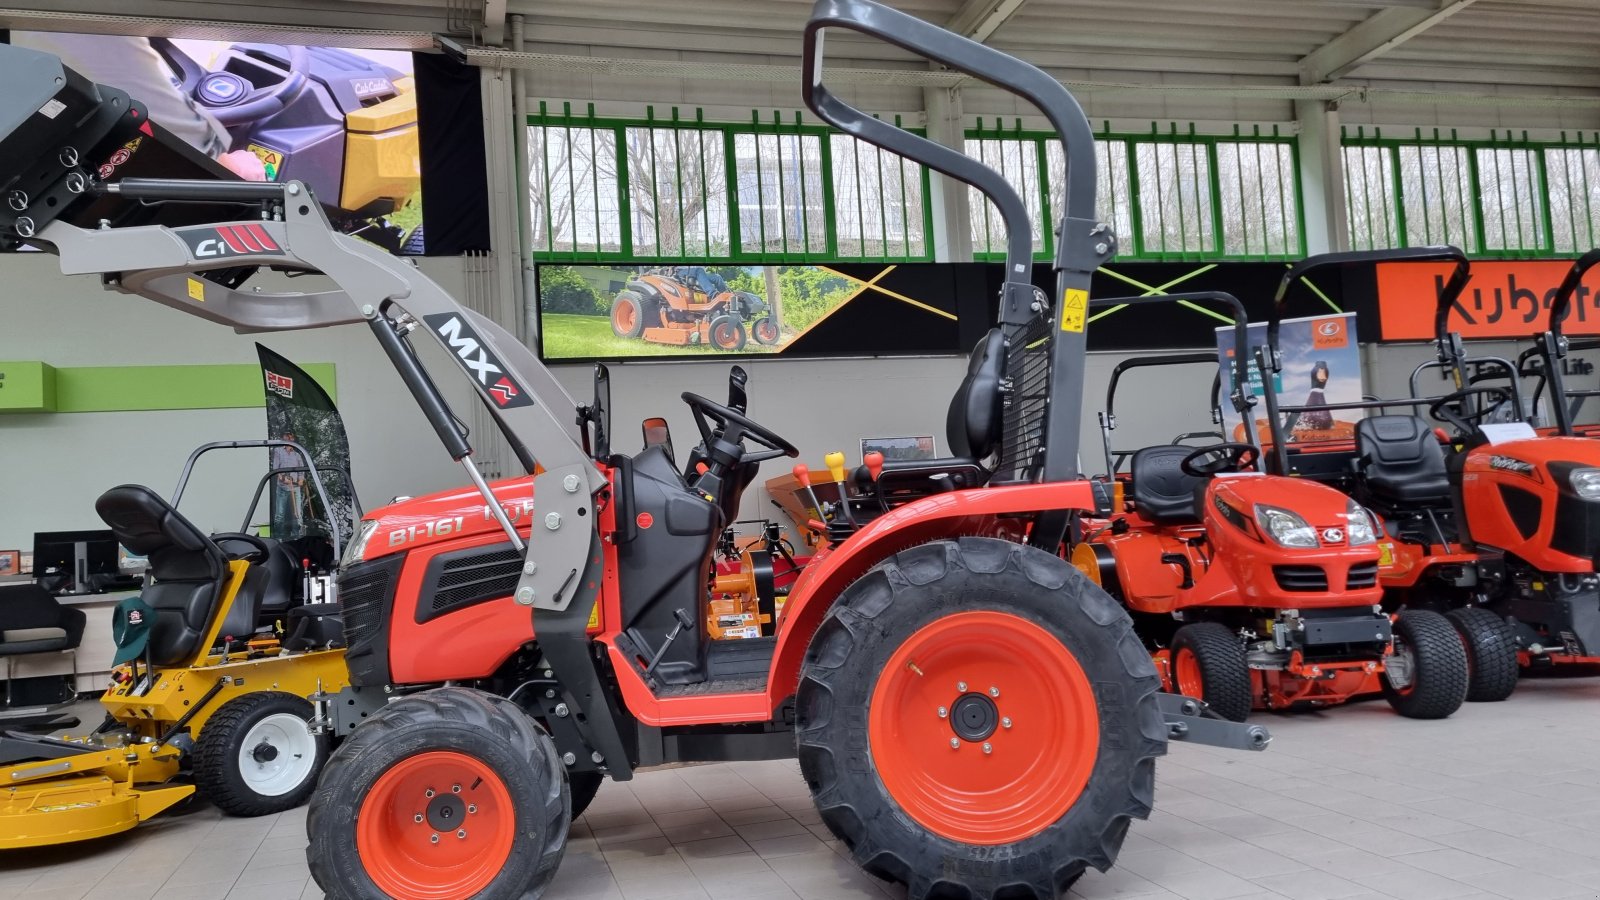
[1345,500,1378,546]
[341,519,380,567]
[1255,505,1319,548]
[1570,467,1600,500]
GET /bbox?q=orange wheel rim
[868,610,1099,846]
[355,751,515,900]
[756,322,777,341]
[714,324,735,346]
[1174,648,1205,699]
[615,303,636,330]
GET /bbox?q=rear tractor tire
[1380,609,1469,719]
[1169,622,1252,723]
[610,290,661,338]
[1447,607,1519,702]
[193,691,328,817]
[308,687,569,900]
[797,537,1166,900]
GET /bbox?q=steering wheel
[1428,385,1514,434]
[1180,442,1259,477]
[211,531,275,564]
[681,392,799,476]
[166,43,313,129]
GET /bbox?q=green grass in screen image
[540,314,781,360]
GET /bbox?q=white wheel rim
[1388,639,1416,690]
[237,712,317,797]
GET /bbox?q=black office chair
[0,583,87,719]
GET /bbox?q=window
[831,134,927,259]
[733,132,826,256]
[625,127,729,257]
[965,137,1046,255]
[1476,147,1546,253]
[1546,147,1600,253]
[528,124,621,256]
[1136,141,1215,255]
[1216,142,1299,258]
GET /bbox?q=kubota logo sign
[1312,317,1349,349]
[423,313,532,409]
[1377,260,1600,340]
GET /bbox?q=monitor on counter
[31,529,127,595]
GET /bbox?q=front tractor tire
[194,691,329,817]
[1380,609,1469,719]
[1169,622,1252,723]
[797,538,1166,900]
[308,687,569,900]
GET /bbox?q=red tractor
[1076,292,1467,721]
[0,3,1266,897]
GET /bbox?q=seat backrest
[1129,445,1206,526]
[95,485,227,666]
[1355,415,1451,503]
[946,329,1006,460]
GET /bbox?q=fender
[765,480,1097,712]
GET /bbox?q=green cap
[111,596,155,666]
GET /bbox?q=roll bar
[803,0,1114,493]
[1533,249,1600,435]
[1098,352,1224,477]
[1091,292,1255,426]
[169,440,352,559]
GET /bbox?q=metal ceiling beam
[483,0,507,45]
[1299,0,1482,83]
[945,0,1032,44]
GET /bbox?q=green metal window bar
[1342,127,1600,258]
[527,102,933,263]
[966,120,1304,262]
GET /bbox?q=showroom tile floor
[5,676,1600,900]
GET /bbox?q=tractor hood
[349,477,535,563]
[1208,473,1377,552]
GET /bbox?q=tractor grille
[416,541,523,624]
[1273,564,1328,592]
[337,554,403,686]
[1347,561,1379,590]
[994,316,1052,484]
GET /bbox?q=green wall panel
[0,362,336,413]
[0,361,58,412]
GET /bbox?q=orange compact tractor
[0,4,1267,896]
[1264,247,1600,699]
[1076,291,1469,721]
[611,265,780,350]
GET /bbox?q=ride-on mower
[0,2,1266,895]
[1073,292,1467,721]
[1262,247,1600,700]
[610,265,780,350]
[0,440,351,848]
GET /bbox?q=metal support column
[923,85,975,262]
[1295,98,1347,254]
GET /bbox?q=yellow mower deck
[0,648,347,848]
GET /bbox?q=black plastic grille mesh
[993,315,1053,484]
[338,556,399,648]
[431,546,523,612]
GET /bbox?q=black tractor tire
[708,315,747,352]
[193,691,329,817]
[1169,622,1252,723]
[752,318,781,345]
[797,537,1166,900]
[1380,609,1469,719]
[569,771,603,820]
[1448,607,1519,702]
[611,290,648,338]
[307,687,569,900]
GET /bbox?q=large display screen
[9,32,424,254]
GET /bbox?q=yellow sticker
[247,143,284,180]
[586,605,600,630]
[186,278,205,302]
[1377,541,1395,567]
[1061,289,1088,332]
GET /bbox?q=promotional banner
[1218,312,1365,445]
[10,33,424,254]
[258,345,357,554]
[1376,260,1600,341]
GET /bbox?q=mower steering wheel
[191,45,313,129]
[681,392,800,470]
[211,531,275,564]
[1428,385,1514,434]
[1180,442,1259,477]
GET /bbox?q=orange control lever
[792,463,825,526]
[863,450,888,511]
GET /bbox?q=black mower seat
[1129,445,1207,526]
[95,485,229,667]
[1356,416,1452,507]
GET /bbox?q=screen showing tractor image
[1217,312,1365,445]
[9,32,423,254]
[536,262,960,360]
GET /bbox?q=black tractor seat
[1355,415,1453,509]
[1128,445,1208,526]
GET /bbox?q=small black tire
[611,291,648,338]
[1169,622,1252,723]
[569,771,603,819]
[1381,609,1469,719]
[797,537,1166,900]
[307,687,569,900]
[192,691,328,817]
[708,315,747,351]
[752,318,781,345]
[1448,607,1519,702]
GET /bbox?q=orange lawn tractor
[1074,291,1469,722]
[611,265,780,351]
[2,5,1268,898]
